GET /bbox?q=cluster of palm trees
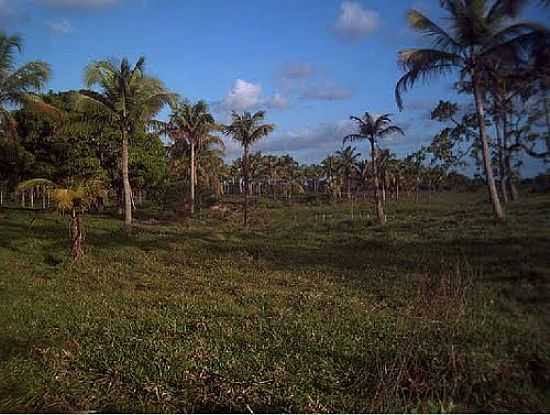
[395,0,550,222]
[0,30,277,231]
[1,0,549,250]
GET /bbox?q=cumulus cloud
[221,79,263,112]
[332,1,380,41]
[216,79,288,113]
[37,0,119,8]
[47,18,73,33]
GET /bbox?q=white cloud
[37,0,119,8]
[222,79,262,112]
[47,18,73,33]
[217,79,288,113]
[332,1,380,41]
[268,93,288,110]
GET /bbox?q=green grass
[1,192,550,412]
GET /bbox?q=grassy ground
[1,191,550,413]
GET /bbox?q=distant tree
[223,111,274,225]
[335,146,361,200]
[344,112,404,225]
[164,100,220,215]
[404,147,428,202]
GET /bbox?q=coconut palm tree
[223,111,274,226]
[77,57,173,228]
[394,0,549,221]
[165,100,220,215]
[0,32,51,138]
[335,146,361,200]
[344,113,404,225]
[17,178,105,260]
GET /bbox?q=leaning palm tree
[77,57,173,228]
[394,0,549,221]
[165,100,220,215]
[223,111,274,226]
[344,113,404,225]
[0,32,51,137]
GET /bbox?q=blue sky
[2,0,549,175]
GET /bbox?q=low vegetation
[1,192,549,413]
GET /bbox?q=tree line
[1,0,550,257]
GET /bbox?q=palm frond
[407,9,461,53]
[343,133,365,143]
[20,94,64,121]
[379,125,405,138]
[396,48,462,110]
[487,0,529,24]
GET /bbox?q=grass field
[1,192,550,413]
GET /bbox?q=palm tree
[335,146,361,200]
[394,0,549,221]
[78,57,173,228]
[17,178,105,260]
[223,111,274,226]
[165,100,220,215]
[344,113,404,225]
[0,32,51,138]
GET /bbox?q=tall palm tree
[165,100,219,215]
[78,57,173,228]
[223,111,274,226]
[394,0,548,221]
[0,32,51,137]
[344,112,404,225]
[335,146,361,200]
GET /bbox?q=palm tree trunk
[243,144,249,226]
[472,72,505,222]
[121,127,133,228]
[190,140,195,216]
[371,140,385,225]
[395,176,400,201]
[495,116,509,204]
[381,171,386,205]
[415,175,420,203]
[544,89,550,153]
[502,113,519,200]
[71,208,83,261]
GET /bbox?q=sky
[2,0,549,175]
